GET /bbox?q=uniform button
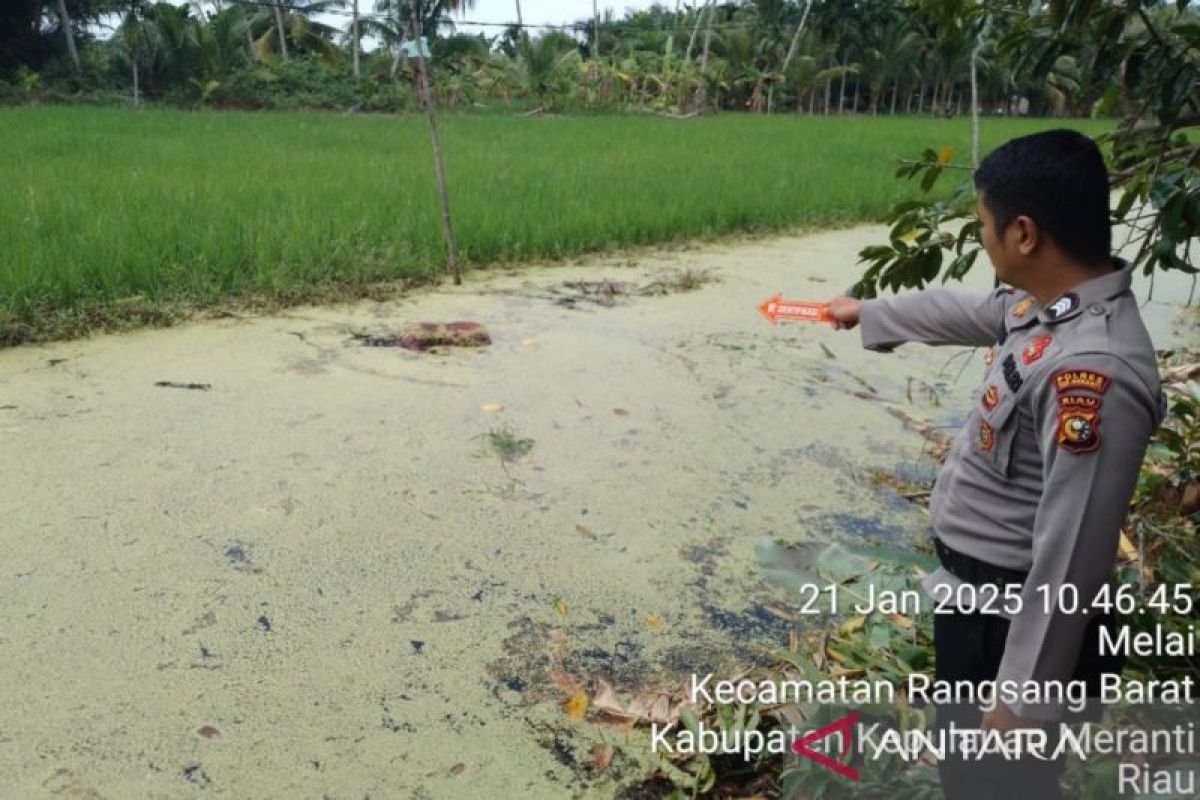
[1088,304,1105,315]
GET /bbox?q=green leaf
[919,165,943,194]
[815,543,876,584]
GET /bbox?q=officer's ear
[1010,214,1040,257]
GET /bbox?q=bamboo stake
[410,9,461,285]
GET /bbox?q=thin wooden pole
[352,0,360,77]
[411,9,461,285]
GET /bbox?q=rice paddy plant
[0,106,1111,342]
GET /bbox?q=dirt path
[1,226,1193,799]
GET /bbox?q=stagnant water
[1,227,1194,798]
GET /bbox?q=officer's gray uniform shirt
[857,258,1165,720]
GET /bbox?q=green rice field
[0,107,1111,342]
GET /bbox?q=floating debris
[479,424,535,463]
[550,269,717,308]
[351,321,491,352]
[155,381,211,391]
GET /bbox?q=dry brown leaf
[645,612,668,634]
[789,630,799,653]
[588,744,615,772]
[1118,531,1137,563]
[592,678,627,713]
[760,605,796,622]
[553,598,569,617]
[625,695,652,721]
[1161,362,1200,383]
[576,524,597,540]
[613,408,629,416]
[647,693,674,725]
[550,668,581,697]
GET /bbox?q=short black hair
[974,129,1111,266]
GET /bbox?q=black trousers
[933,606,1125,800]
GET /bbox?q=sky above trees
[455,2,656,29]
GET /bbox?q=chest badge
[977,419,996,453]
[1011,297,1035,318]
[1022,335,1053,365]
[982,385,1000,412]
[1002,354,1024,392]
[1057,396,1101,454]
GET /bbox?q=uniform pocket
[969,389,1018,477]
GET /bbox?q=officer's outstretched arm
[994,354,1160,721]
[858,287,1011,352]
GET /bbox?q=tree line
[4,0,1187,115]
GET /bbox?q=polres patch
[1054,369,1111,395]
[1022,335,1053,366]
[1058,394,1102,411]
[1057,396,1101,454]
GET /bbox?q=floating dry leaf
[646,693,673,724]
[553,598,569,617]
[550,668,581,697]
[592,679,640,727]
[644,612,668,634]
[480,403,504,414]
[588,744,615,772]
[760,604,795,622]
[576,524,597,540]
[938,145,954,165]
[613,408,629,416]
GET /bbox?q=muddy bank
[0,226,1194,798]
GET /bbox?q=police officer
[827,130,1166,799]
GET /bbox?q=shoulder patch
[1054,369,1110,395]
[1022,335,1053,366]
[1057,396,1101,454]
[1058,394,1102,411]
[1045,293,1079,320]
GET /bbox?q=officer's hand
[827,296,861,331]
[980,702,1042,732]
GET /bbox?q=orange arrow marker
[757,294,835,325]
